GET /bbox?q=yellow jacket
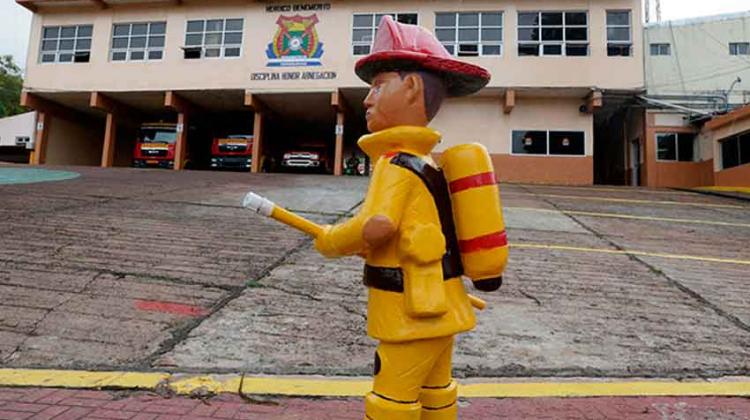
[315,126,476,343]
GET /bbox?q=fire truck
[210,134,253,170]
[132,122,181,169]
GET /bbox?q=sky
[1,0,750,70]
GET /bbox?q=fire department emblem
[266,14,324,67]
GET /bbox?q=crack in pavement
[519,185,750,336]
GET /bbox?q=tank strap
[389,152,464,279]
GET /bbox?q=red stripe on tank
[459,231,508,253]
[449,172,496,193]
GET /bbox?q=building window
[720,132,750,169]
[512,130,585,155]
[183,18,243,59]
[656,133,695,162]
[650,43,671,56]
[39,25,93,63]
[435,12,502,57]
[729,42,750,56]
[111,22,166,61]
[352,13,418,55]
[517,11,588,57]
[606,10,632,56]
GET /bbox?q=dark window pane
[59,53,73,62]
[185,34,203,46]
[41,54,55,62]
[43,27,60,38]
[608,44,631,56]
[206,19,223,32]
[186,20,204,33]
[224,47,240,57]
[518,28,539,41]
[353,45,370,55]
[542,27,563,41]
[482,45,501,55]
[543,44,562,55]
[113,24,130,36]
[73,51,89,62]
[225,32,242,44]
[75,38,91,50]
[481,28,502,41]
[353,14,373,27]
[518,12,539,26]
[722,138,739,169]
[436,13,455,27]
[482,13,502,26]
[550,131,585,155]
[77,25,92,37]
[607,27,630,41]
[112,37,128,49]
[61,26,76,38]
[205,47,220,58]
[184,47,201,59]
[443,44,454,55]
[112,52,127,61]
[567,44,589,56]
[205,33,222,45]
[436,28,455,41]
[130,36,147,48]
[657,134,677,161]
[130,50,145,60]
[148,36,165,47]
[541,12,562,25]
[459,13,479,26]
[513,131,547,154]
[150,22,166,34]
[148,50,163,60]
[42,40,58,51]
[353,29,373,42]
[225,19,243,31]
[457,44,479,57]
[59,39,74,50]
[566,12,587,25]
[677,134,695,161]
[459,28,478,41]
[607,11,630,26]
[131,23,148,35]
[566,28,587,41]
[518,44,539,56]
[397,14,417,25]
[740,133,750,165]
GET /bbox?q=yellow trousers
[365,336,458,420]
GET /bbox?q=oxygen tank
[440,143,508,288]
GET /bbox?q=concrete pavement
[1,165,750,418]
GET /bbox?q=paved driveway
[1,166,749,380]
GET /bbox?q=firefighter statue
[243,15,508,420]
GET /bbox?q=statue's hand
[313,225,337,258]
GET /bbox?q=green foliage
[0,55,25,118]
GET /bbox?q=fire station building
[18,0,644,184]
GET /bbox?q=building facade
[18,0,644,184]
[639,12,750,188]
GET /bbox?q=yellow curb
[696,186,750,194]
[2,369,750,398]
[513,243,750,266]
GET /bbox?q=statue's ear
[403,73,424,107]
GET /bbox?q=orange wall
[646,159,715,188]
[715,163,750,187]
[491,154,593,185]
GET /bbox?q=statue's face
[363,71,426,132]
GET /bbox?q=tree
[0,55,25,118]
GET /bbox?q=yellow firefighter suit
[315,125,476,420]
